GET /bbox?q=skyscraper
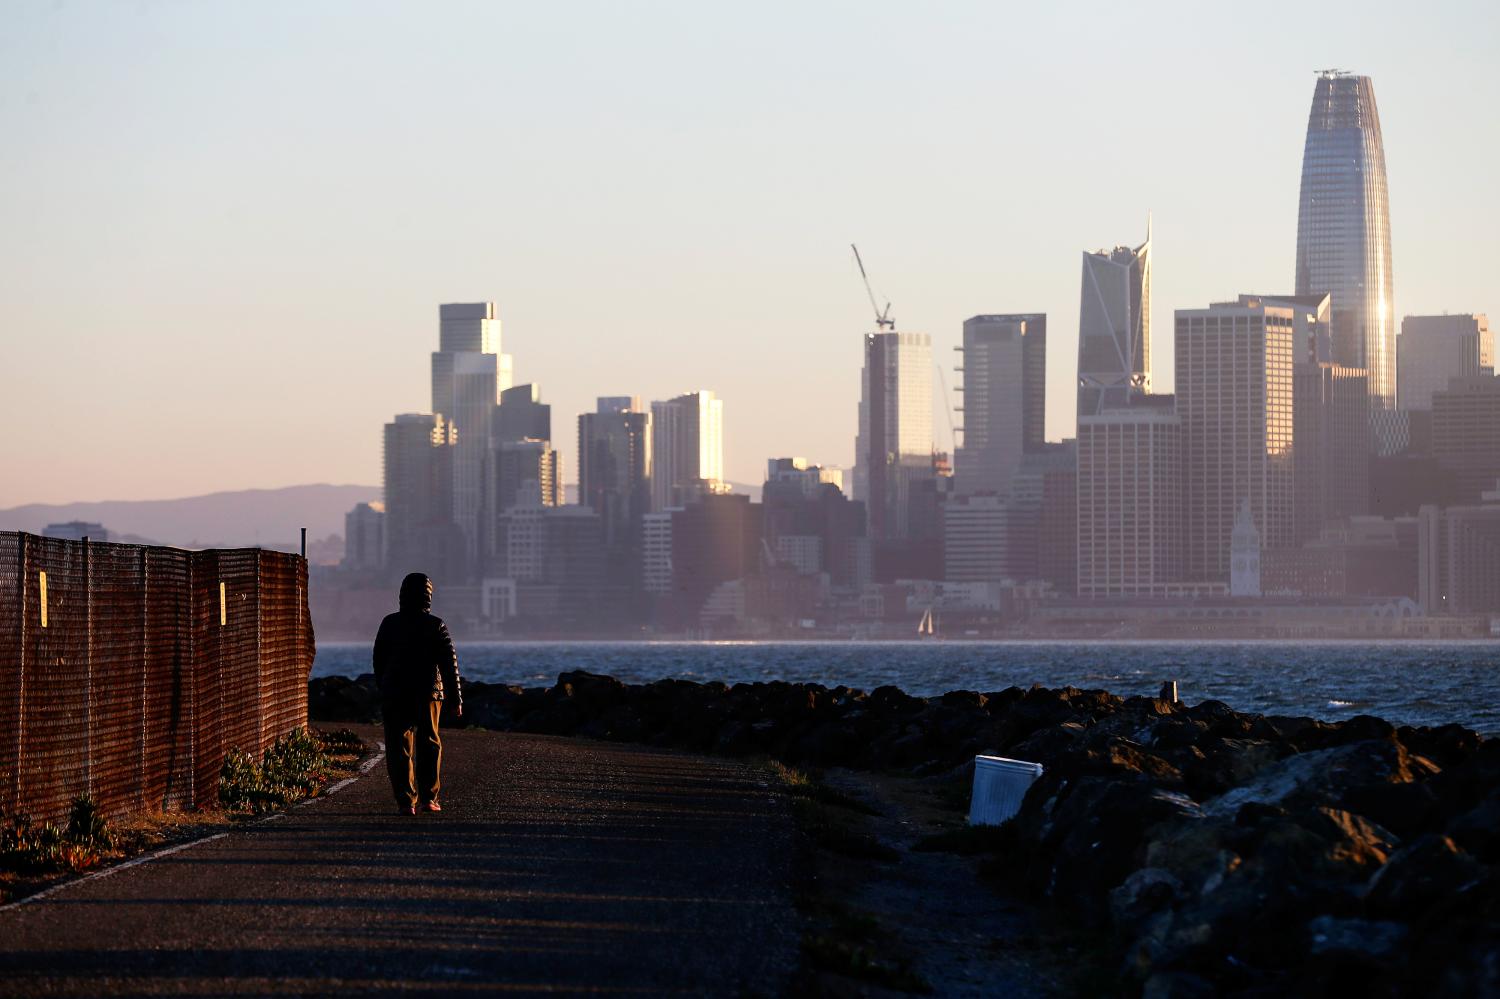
[650,391,725,510]
[430,303,513,576]
[1076,400,1182,597]
[955,314,1045,495]
[494,383,552,443]
[661,494,763,626]
[448,351,501,560]
[1398,314,1493,412]
[854,332,934,540]
[1295,72,1395,429]
[579,397,652,549]
[431,302,511,419]
[1077,225,1151,418]
[1294,361,1370,542]
[343,501,385,571]
[1417,494,1500,615]
[383,413,459,577]
[1006,443,1077,593]
[1237,293,1367,542]
[1431,376,1500,503]
[941,493,1013,583]
[492,439,562,514]
[1176,299,1297,582]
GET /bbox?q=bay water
[314,640,1500,736]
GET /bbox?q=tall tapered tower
[1295,72,1394,430]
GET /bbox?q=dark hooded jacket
[372,573,461,710]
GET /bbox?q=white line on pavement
[1,740,387,913]
[0,833,231,913]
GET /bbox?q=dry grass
[0,727,368,905]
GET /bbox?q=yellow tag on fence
[39,570,48,628]
[220,581,227,627]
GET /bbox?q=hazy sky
[3,0,1496,508]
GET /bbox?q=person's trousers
[383,699,443,808]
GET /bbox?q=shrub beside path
[0,727,800,996]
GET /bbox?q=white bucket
[968,755,1044,826]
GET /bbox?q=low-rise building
[42,521,108,542]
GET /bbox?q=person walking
[373,572,463,815]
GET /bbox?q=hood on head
[399,572,433,612]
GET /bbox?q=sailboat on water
[917,605,937,638]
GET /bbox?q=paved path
[0,728,799,996]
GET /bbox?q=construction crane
[851,244,895,331]
[849,243,958,453]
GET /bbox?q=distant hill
[727,481,763,503]
[0,484,380,551]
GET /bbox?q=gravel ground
[0,727,799,996]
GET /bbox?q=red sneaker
[399,804,416,816]
[421,801,442,813]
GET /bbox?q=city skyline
[3,3,1499,508]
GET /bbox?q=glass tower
[854,331,933,540]
[1077,223,1151,418]
[1295,72,1394,419]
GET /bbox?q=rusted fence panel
[0,533,21,818]
[0,533,313,823]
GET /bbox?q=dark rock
[1242,808,1393,887]
[1306,914,1408,957]
[1264,714,1336,751]
[1148,717,1211,751]
[1341,779,1439,840]
[1400,873,1500,998]
[1143,820,1237,891]
[1399,722,1483,770]
[1110,866,1186,924]
[1122,695,1180,718]
[1183,737,1287,798]
[1201,737,1431,819]
[939,689,986,710]
[789,720,862,767]
[1234,801,1289,826]
[868,684,925,716]
[1185,699,1256,739]
[1366,835,1487,916]
[1431,739,1500,819]
[1324,713,1398,747]
[553,670,627,713]
[460,683,526,729]
[1034,778,1203,924]
[1298,806,1398,871]
[1446,790,1500,861]
[980,686,1027,714]
[1006,720,1085,761]
[308,675,380,723]
[1090,740,1185,786]
[1140,970,1218,999]
[711,720,758,757]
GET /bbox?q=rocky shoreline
[311,672,1498,996]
